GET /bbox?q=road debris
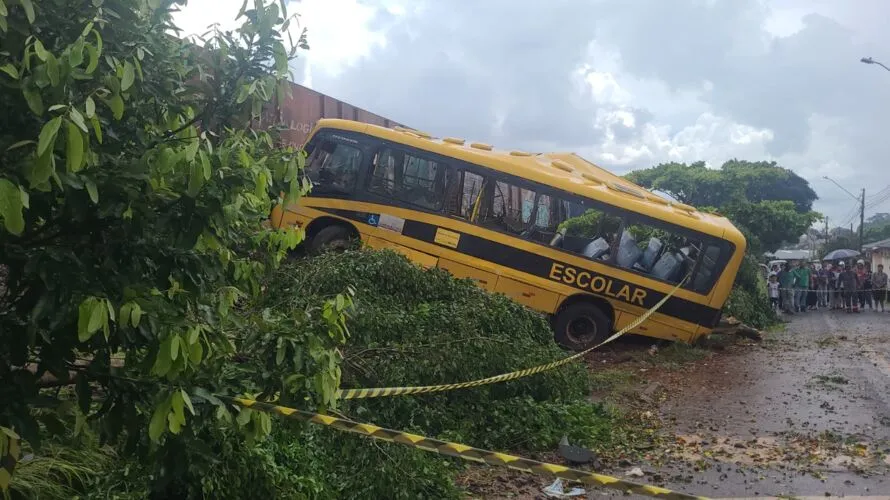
[542,478,585,498]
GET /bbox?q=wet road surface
[618,309,890,499]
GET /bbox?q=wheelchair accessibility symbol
[367,214,379,226]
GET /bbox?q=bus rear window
[304,139,363,194]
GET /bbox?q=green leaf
[85,178,98,204]
[27,150,54,188]
[23,87,44,115]
[33,40,48,61]
[193,388,223,407]
[84,43,98,73]
[77,297,104,342]
[187,161,204,197]
[104,298,115,322]
[152,341,172,377]
[0,1,7,16]
[69,107,88,132]
[81,21,94,39]
[90,115,102,143]
[120,61,135,91]
[45,54,59,86]
[85,96,95,118]
[0,63,18,79]
[119,302,132,327]
[180,389,195,415]
[0,179,25,235]
[6,140,34,152]
[235,407,252,426]
[20,0,34,24]
[148,400,169,442]
[184,135,199,161]
[188,341,203,364]
[275,341,285,365]
[171,390,185,424]
[170,335,179,361]
[107,94,123,120]
[37,116,62,156]
[69,37,84,67]
[130,302,142,327]
[87,299,105,334]
[66,121,84,172]
[199,149,211,180]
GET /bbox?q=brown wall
[273,81,405,146]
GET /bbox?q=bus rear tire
[552,302,612,351]
[308,225,355,255]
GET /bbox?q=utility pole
[824,217,829,239]
[859,188,866,252]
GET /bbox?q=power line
[865,191,890,210]
[866,185,890,202]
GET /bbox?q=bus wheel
[308,225,355,255]
[553,302,612,351]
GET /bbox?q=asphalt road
[620,309,890,499]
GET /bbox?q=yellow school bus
[271,119,746,349]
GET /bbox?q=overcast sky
[174,0,890,230]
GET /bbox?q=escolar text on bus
[548,262,648,306]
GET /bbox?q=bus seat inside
[616,232,643,269]
[633,237,664,273]
[652,251,683,282]
[581,238,610,260]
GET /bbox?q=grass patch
[815,336,840,348]
[649,343,709,368]
[810,372,850,388]
[588,368,639,395]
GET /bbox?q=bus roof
[311,119,745,247]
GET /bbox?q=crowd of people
[767,259,888,314]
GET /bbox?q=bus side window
[303,139,363,194]
[559,207,621,257]
[483,181,536,235]
[456,171,485,220]
[369,148,449,211]
[619,220,703,286]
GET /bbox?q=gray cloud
[301,0,890,229]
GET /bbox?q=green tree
[0,0,346,495]
[861,212,890,244]
[626,160,820,253]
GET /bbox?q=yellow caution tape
[229,397,709,500]
[337,276,688,400]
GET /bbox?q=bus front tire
[553,302,612,351]
[308,225,355,255]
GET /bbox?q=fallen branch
[711,316,764,341]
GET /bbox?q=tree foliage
[861,212,890,244]
[0,0,350,494]
[626,159,820,253]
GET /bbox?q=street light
[822,176,859,202]
[861,56,890,72]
